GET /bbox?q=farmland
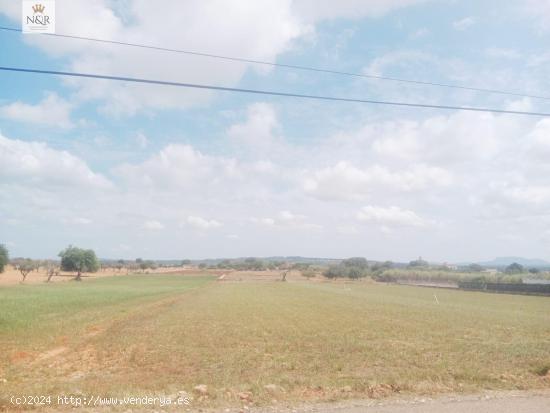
[1,273,549,411]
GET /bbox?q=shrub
[0,244,8,273]
[323,258,370,279]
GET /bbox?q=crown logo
[32,4,45,14]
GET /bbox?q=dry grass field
[1,273,549,411]
[0,265,194,286]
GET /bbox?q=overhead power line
[1,66,549,117]
[1,25,548,101]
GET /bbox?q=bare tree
[46,264,60,282]
[16,259,38,282]
[281,270,289,282]
[279,261,292,282]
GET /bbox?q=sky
[1,0,550,262]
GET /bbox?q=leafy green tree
[341,257,368,268]
[217,259,232,269]
[505,262,524,274]
[244,257,265,271]
[138,260,157,272]
[323,258,370,279]
[0,244,8,273]
[323,265,340,279]
[409,257,429,267]
[59,246,100,281]
[467,263,484,272]
[114,259,125,272]
[371,260,393,273]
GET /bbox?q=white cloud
[504,97,533,112]
[485,47,522,60]
[115,144,240,191]
[337,225,359,235]
[0,0,431,115]
[227,102,281,152]
[526,118,550,157]
[452,16,476,31]
[0,93,73,128]
[186,216,222,230]
[251,210,321,230]
[117,244,132,252]
[1,0,306,115]
[279,210,301,222]
[143,220,164,230]
[303,162,451,201]
[73,217,92,225]
[135,132,148,149]
[251,217,276,227]
[365,50,436,77]
[293,0,429,22]
[4,1,550,262]
[410,27,429,38]
[357,205,426,227]
[522,0,550,32]
[501,185,550,206]
[0,133,112,190]
[369,112,516,164]
[0,108,545,261]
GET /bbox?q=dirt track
[12,390,550,412]
[248,391,550,413]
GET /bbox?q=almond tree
[16,259,38,282]
[59,246,100,281]
[0,244,8,273]
[45,262,60,282]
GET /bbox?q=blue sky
[1,0,550,261]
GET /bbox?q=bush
[341,257,368,268]
[505,262,524,274]
[323,258,370,279]
[301,268,316,279]
[323,265,340,279]
[409,257,429,267]
[0,244,8,273]
[466,263,484,272]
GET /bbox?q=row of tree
[323,258,394,279]
[1,244,176,282]
[108,258,158,272]
[200,257,288,271]
[0,244,100,282]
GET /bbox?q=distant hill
[193,256,341,265]
[476,257,550,268]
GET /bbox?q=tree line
[0,243,189,283]
[0,244,100,282]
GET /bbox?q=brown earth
[0,265,193,286]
